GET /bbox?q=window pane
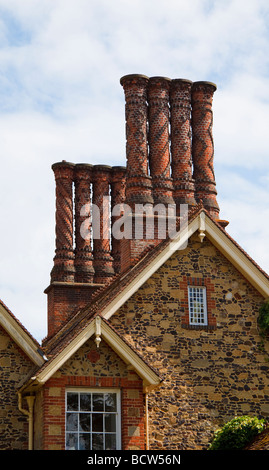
[105,414,116,432]
[92,433,104,450]
[92,413,103,432]
[66,433,78,450]
[105,393,117,412]
[105,433,116,450]
[93,393,104,411]
[80,393,91,411]
[67,393,78,411]
[79,413,91,432]
[79,433,91,450]
[66,413,78,431]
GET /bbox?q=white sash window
[65,389,121,450]
[188,286,208,325]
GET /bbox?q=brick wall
[45,283,100,339]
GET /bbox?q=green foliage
[258,300,269,337]
[209,416,265,450]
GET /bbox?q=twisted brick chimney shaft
[191,81,219,219]
[170,79,195,210]
[74,164,94,283]
[147,77,174,205]
[92,165,114,283]
[51,162,75,283]
[120,74,153,207]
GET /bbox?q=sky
[0,0,269,343]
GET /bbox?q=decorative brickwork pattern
[170,79,195,210]
[147,77,174,205]
[51,162,75,282]
[74,163,95,283]
[111,166,127,273]
[191,82,219,219]
[92,165,114,283]
[120,74,153,206]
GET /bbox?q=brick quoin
[43,375,145,450]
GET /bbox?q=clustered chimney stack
[47,73,221,337]
[50,74,220,286]
[50,162,127,285]
[120,74,219,218]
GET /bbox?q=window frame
[188,286,208,326]
[65,388,121,450]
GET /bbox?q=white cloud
[0,0,268,341]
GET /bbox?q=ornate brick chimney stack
[191,81,219,220]
[50,161,75,283]
[120,75,156,271]
[74,163,95,283]
[170,79,196,212]
[120,74,153,207]
[92,165,114,283]
[147,77,174,206]
[111,166,127,273]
